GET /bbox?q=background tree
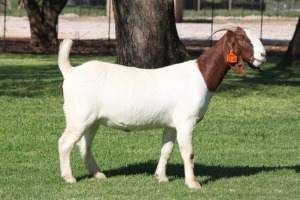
[23,0,68,50]
[282,15,300,67]
[112,0,188,69]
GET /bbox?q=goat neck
[196,35,230,92]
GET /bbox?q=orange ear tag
[226,49,237,63]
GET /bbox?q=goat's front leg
[176,125,201,189]
[155,128,176,182]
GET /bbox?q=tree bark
[112,0,188,69]
[282,15,300,67]
[24,0,68,50]
[174,0,184,22]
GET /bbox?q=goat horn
[208,25,238,40]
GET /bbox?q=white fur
[62,58,210,130]
[58,39,211,189]
[58,28,266,189]
[244,28,266,67]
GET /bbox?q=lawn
[0,54,299,199]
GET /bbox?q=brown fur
[197,28,255,91]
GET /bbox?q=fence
[185,0,300,18]
[0,0,299,53]
[2,0,298,18]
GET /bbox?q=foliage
[0,54,299,199]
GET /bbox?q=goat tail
[58,39,73,78]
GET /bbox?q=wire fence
[0,0,299,52]
[2,0,299,18]
[185,0,300,18]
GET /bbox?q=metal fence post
[3,0,7,53]
[260,0,264,40]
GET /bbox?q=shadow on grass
[77,161,300,186]
[0,64,63,97]
[1,56,299,98]
[215,58,300,98]
[94,161,300,186]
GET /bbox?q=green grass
[0,54,299,199]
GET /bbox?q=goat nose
[261,52,266,57]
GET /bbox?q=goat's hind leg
[155,128,176,183]
[58,124,87,183]
[77,123,107,180]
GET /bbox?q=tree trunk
[24,0,68,50]
[174,0,184,23]
[24,0,45,48]
[112,0,188,69]
[282,15,300,67]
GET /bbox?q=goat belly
[99,115,172,131]
[97,96,176,131]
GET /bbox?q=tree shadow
[77,161,300,186]
[0,64,63,97]
[1,54,299,98]
[216,57,300,97]
[244,60,300,87]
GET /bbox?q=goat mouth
[248,56,266,68]
[248,62,264,72]
[248,62,257,69]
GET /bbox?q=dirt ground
[0,16,297,55]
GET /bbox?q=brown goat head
[223,29,247,76]
[212,26,266,77]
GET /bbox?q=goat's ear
[223,32,246,77]
[230,55,246,77]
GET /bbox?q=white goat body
[61,55,211,131]
[58,27,266,189]
[58,39,210,189]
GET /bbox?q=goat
[58,26,266,189]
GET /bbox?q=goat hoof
[94,172,107,179]
[186,181,201,190]
[155,174,169,183]
[62,176,77,184]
